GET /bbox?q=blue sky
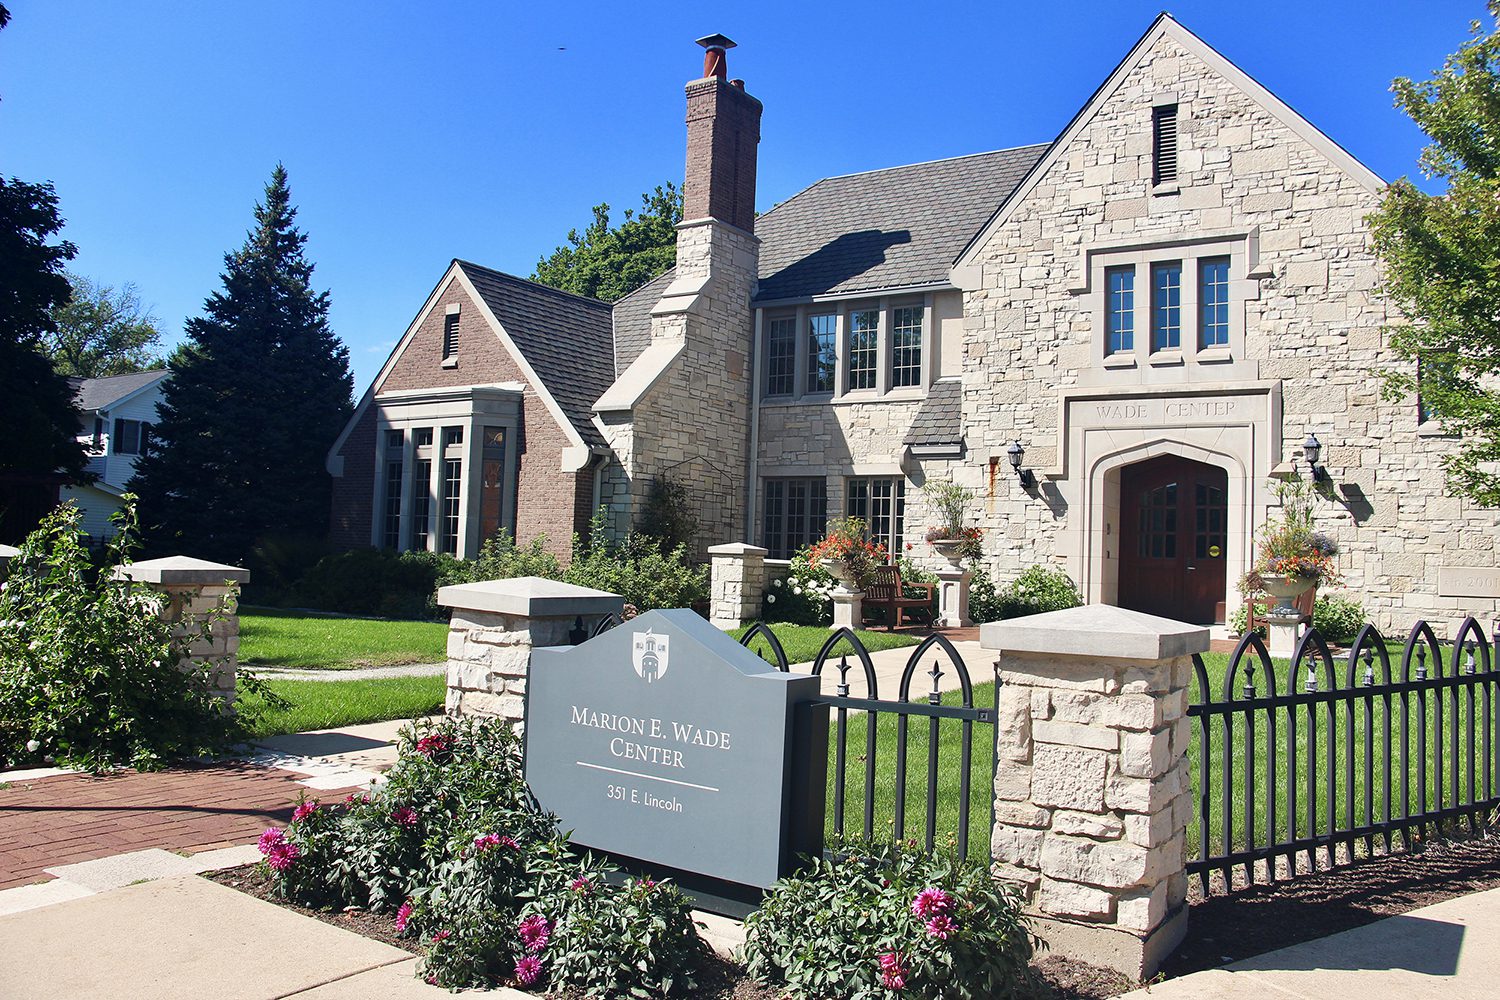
[2,0,1478,390]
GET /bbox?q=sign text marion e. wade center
[524,610,823,896]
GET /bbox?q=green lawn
[239,608,448,669]
[239,675,445,738]
[731,623,920,666]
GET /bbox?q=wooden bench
[863,565,935,631]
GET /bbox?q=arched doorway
[1118,455,1229,624]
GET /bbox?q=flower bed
[255,717,706,994]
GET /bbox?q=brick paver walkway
[0,762,358,890]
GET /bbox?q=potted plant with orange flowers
[807,517,886,594]
[1253,481,1341,619]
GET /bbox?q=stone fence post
[0,543,18,579]
[114,555,251,705]
[708,542,767,630]
[980,605,1206,980]
[438,577,624,724]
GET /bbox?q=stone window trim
[1072,232,1269,373]
[755,292,933,406]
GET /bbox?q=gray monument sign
[525,609,824,898]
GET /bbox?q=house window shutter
[442,314,459,360]
[1152,104,1179,185]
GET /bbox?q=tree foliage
[131,165,353,562]
[0,175,89,485]
[531,183,681,302]
[1371,2,1500,505]
[44,273,165,377]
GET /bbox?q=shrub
[742,839,1036,999]
[0,500,262,771]
[470,530,562,584]
[564,510,708,611]
[259,716,707,994]
[291,547,464,619]
[636,476,699,555]
[764,549,835,624]
[967,566,1001,625]
[994,565,1082,619]
[1227,598,1267,639]
[1314,592,1366,644]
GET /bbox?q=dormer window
[1152,104,1179,186]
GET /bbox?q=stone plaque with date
[525,609,823,895]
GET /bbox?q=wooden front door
[1118,455,1228,624]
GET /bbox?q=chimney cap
[695,33,736,51]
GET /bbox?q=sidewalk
[1121,885,1500,1000]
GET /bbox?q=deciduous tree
[1372,2,1500,505]
[44,274,164,377]
[532,184,681,302]
[132,165,353,562]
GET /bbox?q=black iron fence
[738,624,996,860]
[1189,615,1499,895]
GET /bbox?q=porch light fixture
[1302,433,1327,482]
[1007,439,1036,489]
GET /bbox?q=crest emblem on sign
[631,629,669,684]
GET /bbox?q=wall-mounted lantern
[1007,439,1036,489]
[1302,433,1327,482]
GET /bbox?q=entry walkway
[1121,886,1500,1000]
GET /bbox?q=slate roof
[753,144,1048,303]
[611,268,676,375]
[903,378,963,447]
[71,370,168,412]
[458,262,614,449]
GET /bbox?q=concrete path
[250,662,446,681]
[1121,886,1500,1000]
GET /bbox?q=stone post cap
[0,543,19,560]
[707,542,768,557]
[438,576,624,618]
[981,604,1210,660]
[113,555,251,585]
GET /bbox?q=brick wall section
[684,78,762,234]
[331,276,585,561]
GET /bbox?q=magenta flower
[878,951,907,990]
[472,833,520,853]
[394,899,414,933]
[431,930,451,944]
[569,876,592,895]
[925,913,958,940]
[517,914,553,953]
[911,886,954,919]
[257,827,286,855]
[291,801,319,823]
[391,806,418,827]
[514,954,542,986]
[415,733,451,757]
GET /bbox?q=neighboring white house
[62,369,167,540]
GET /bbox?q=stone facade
[708,542,766,629]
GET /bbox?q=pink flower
[878,951,907,990]
[431,930,451,944]
[472,833,519,853]
[639,877,656,891]
[569,876,592,895]
[514,955,542,986]
[925,913,958,939]
[394,899,414,933]
[291,801,319,823]
[391,806,418,827]
[257,827,286,855]
[415,733,451,757]
[517,914,552,953]
[266,842,300,872]
[911,886,954,919]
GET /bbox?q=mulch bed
[207,832,1500,998]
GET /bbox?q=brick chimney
[683,34,761,233]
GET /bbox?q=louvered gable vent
[1152,104,1179,185]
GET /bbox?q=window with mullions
[762,478,827,559]
[1198,257,1230,349]
[847,309,879,390]
[411,427,434,552]
[890,305,923,387]
[383,458,403,549]
[439,426,463,555]
[1151,262,1182,352]
[846,478,905,559]
[765,317,796,396]
[1106,266,1135,355]
[806,314,836,394]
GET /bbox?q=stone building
[330,16,1500,629]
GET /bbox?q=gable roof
[457,262,614,449]
[71,369,168,412]
[952,13,1385,279]
[753,144,1047,304]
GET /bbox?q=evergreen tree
[1372,2,1500,505]
[532,183,681,302]
[0,175,89,490]
[132,165,353,562]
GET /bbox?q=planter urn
[931,538,966,570]
[1259,573,1315,619]
[819,557,859,595]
